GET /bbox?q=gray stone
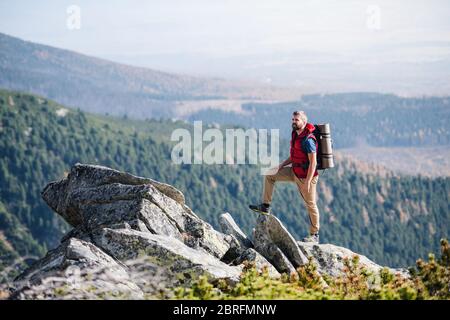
[253,214,308,273]
[219,212,253,248]
[42,163,185,211]
[41,163,231,259]
[93,228,242,283]
[13,163,409,299]
[12,164,243,299]
[220,234,246,264]
[297,241,410,278]
[232,248,280,278]
[14,237,143,299]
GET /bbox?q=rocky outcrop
[253,214,309,274]
[13,237,144,299]
[93,228,241,281]
[41,163,231,259]
[12,163,408,299]
[297,242,408,278]
[14,164,239,299]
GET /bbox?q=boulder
[41,163,231,259]
[253,214,308,273]
[231,248,280,278]
[297,242,409,278]
[93,228,242,282]
[219,212,253,249]
[13,238,143,299]
[12,164,241,299]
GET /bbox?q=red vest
[290,123,319,179]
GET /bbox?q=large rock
[297,242,409,278]
[41,163,231,259]
[219,212,253,249]
[253,214,308,273]
[12,163,409,299]
[231,248,280,278]
[42,163,185,215]
[93,228,241,282]
[218,212,255,264]
[12,164,241,299]
[13,238,143,299]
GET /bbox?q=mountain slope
[0,89,448,272]
[0,32,298,119]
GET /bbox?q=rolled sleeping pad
[316,123,334,169]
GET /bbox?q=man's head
[292,110,307,131]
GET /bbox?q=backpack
[302,124,334,170]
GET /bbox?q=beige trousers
[263,167,320,234]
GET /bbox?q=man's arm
[305,152,317,190]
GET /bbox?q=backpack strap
[306,133,317,141]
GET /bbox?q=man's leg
[263,167,296,204]
[296,175,320,234]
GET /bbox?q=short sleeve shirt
[302,137,317,153]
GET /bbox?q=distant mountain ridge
[0,32,299,119]
[2,32,450,154]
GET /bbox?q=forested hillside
[0,89,448,276]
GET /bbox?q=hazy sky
[1,0,450,94]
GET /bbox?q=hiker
[250,110,321,243]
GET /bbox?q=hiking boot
[249,203,271,215]
[302,233,319,243]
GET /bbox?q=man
[249,110,321,243]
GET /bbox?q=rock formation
[11,164,408,299]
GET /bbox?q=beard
[292,123,300,130]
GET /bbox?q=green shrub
[173,239,450,300]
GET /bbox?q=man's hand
[305,179,312,193]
